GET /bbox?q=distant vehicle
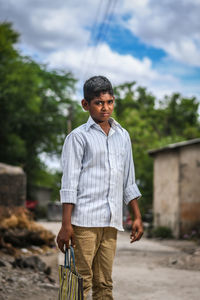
[26,199,38,211]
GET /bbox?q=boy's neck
[93,118,111,135]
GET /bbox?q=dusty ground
[0,221,200,300]
[113,232,200,300]
[0,249,59,300]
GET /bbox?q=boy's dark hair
[83,76,113,103]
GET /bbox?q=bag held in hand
[58,246,83,300]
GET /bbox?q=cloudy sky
[1,0,200,101]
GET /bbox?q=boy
[57,76,143,300]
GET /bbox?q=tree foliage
[0,22,81,196]
[114,82,200,214]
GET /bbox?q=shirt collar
[85,116,123,131]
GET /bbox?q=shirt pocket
[110,148,126,172]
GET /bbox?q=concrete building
[0,162,26,206]
[29,185,52,207]
[47,201,62,221]
[149,138,200,238]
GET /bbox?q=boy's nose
[102,103,109,111]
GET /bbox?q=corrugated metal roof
[148,138,200,156]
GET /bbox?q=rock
[193,248,200,256]
[170,259,178,264]
[12,256,46,272]
[39,283,59,290]
[0,259,6,267]
[21,248,29,253]
[47,276,55,283]
[44,266,51,275]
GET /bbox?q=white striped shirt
[60,116,141,231]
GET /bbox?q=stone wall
[0,163,26,206]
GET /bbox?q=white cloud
[0,0,96,53]
[166,38,200,65]
[121,0,200,66]
[0,0,199,99]
[47,43,180,98]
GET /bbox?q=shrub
[152,226,173,239]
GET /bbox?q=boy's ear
[81,99,89,111]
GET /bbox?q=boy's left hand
[130,217,143,243]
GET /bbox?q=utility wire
[91,0,118,72]
[81,0,117,79]
[80,0,103,80]
[100,0,118,43]
[93,0,113,47]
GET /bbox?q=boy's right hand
[56,225,75,253]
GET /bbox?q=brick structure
[0,163,26,206]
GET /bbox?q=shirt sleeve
[123,131,142,205]
[59,132,84,204]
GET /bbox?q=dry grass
[0,206,55,251]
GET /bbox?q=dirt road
[112,232,200,300]
[41,221,200,300]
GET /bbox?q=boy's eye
[95,101,103,105]
[95,100,113,105]
[94,99,113,106]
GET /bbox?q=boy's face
[82,92,115,124]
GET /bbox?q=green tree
[114,82,200,214]
[0,22,80,198]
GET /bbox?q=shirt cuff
[60,189,77,204]
[123,183,142,205]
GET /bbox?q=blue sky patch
[88,21,166,63]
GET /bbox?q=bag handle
[64,247,69,268]
[64,246,76,272]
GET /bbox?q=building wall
[153,151,180,238]
[179,144,200,235]
[48,202,62,221]
[29,186,52,207]
[0,163,26,206]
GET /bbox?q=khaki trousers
[73,226,117,300]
